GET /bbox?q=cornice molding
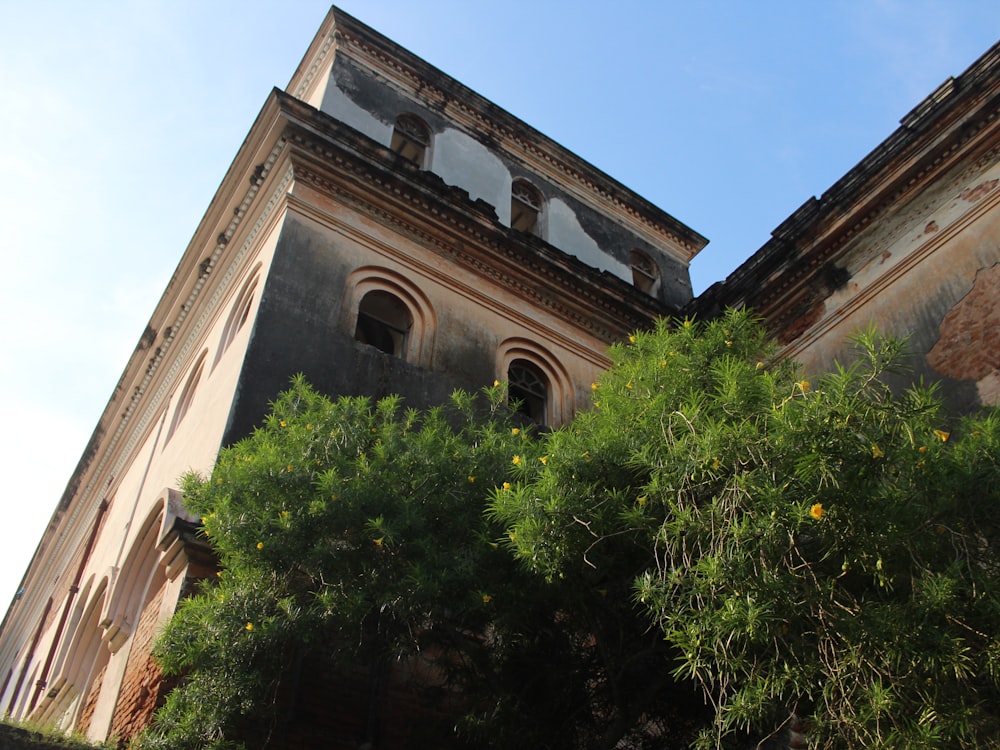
[696,90,1000,323]
[778,178,1000,363]
[285,125,660,342]
[326,20,704,264]
[31,147,294,619]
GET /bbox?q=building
[0,6,704,745]
[693,40,1000,415]
[2,6,999,748]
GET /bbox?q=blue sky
[0,1,997,610]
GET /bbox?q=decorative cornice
[286,124,660,342]
[325,17,705,264]
[39,144,293,609]
[693,85,1000,324]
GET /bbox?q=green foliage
[139,378,537,749]
[494,310,1000,748]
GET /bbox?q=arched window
[508,360,549,427]
[390,113,430,167]
[498,339,573,428]
[165,351,207,444]
[629,249,660,295]
[213,267,260,369]
[511,179,542,234]
[354,290,413,358]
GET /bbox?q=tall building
[0,7,704,745]
[2,6,999,748]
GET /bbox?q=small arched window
[213,268,260,369]
[165,351,207,444]
[508,360,549,427]
[629,249,660,295]
[390,113,430,167]
[511,179,542,234]
[355,290,413,358]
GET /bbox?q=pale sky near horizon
[0,1,998,613]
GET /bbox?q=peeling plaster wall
[314,54,691,306]
[785,152,1000,413]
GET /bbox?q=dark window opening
[355,290,412,358]
[511,180,542,234]
[508,360,548,427]
[390,114,430,167]
[629,249,659,295]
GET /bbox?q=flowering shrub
[493,309,1000,748]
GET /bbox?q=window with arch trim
[498,339,573,428]
[165,351,207,444]
[507,360,549,427]
[354,289,413,359]
[213,267,260,369]
[390,113,431,167]
[510,179,543,234]
[629,249,660,295]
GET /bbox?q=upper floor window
[354,290,413,358]
[629,249,660,295]
[390,113,430,167]
[511,179,542,234]
[165,351,207,444]
[213,268,260,369]
[508,360,549,427]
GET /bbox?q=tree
[492,309,1000,748]
[138,377,706,750]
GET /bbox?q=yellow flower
[918,446,927,453]
[482,594,492,604]
[512,455,521,465]
[683,320,692,328]
[306,423,312,430]
[725,340,732,347]
[659,359,668,367]
[286,464,294,472]
[625,381,633,389]
[468,475,476,483]
[488,542,499,549]
[933,429,950,442]
[591,382,599,390]
[628,335,636,343]
[493,379,501,387]
[201,516,208,525]
[797,380,810,393]
[502,482,511,490]
[256,542,264,550]
[245,622,254,631]
[636,495,647,506]
[508,532,516,542]
[279,420,286,427]
[512,428,520,435]
[810,503,824,520]
[871,444,884,459]
[374,537,384,547]
[215,477,223,484]
[756,361,764,369]
[712,457,721,470]
[539,456,548,465]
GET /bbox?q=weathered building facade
[693,41,1000,416]
[0,7,703,746]
[1,6,998,748]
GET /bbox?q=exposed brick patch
[108,577,167,745]
[74,661,107,736]
[778,300,826,345]
[928,262,1000,383]
[959,178,998,202]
